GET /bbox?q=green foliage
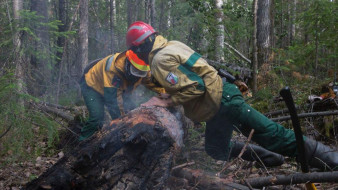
[276,0,337,78]
[18,10,75,65]
[0,72,60,163]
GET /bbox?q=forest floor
[1,125,337,190]
[1,95,338,189]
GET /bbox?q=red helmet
[126,21,156,48]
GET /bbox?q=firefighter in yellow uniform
[80,50,164,140]
[125,21,338,171]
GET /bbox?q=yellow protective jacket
[148,36,223,122]
[84,51,165,115]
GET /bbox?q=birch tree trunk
[252,0,258,93]
[288,0,297,46]
[214,0,225,62]
[13,0,25,106]
[257,0,273,66]
[78,0,88,78]
[167,0,173,28]
[291,0,296,44]
[110,0,117,52]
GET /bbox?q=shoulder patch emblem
[166,72,178,85]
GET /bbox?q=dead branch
[244,171,338,188]
[218,129,255,175]
[223,41,251,64]
[172,161,195,170]
[39,101,74,111]
[271,110,338,122]
[38,105,74,121]
[171,168,254,190]
[264,108,293,117]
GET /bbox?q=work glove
[234,80,249,96]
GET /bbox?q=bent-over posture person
[80,50,165,140]
[125,21,338,170]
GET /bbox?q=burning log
[23,106,185,190]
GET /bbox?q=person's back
[149,37,223,122]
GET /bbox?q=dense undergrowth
[0,72,60,165]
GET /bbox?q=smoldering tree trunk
[78,0,88,78]
[214,0,225,62]
[23,107,186,190]
[256,0,273,66]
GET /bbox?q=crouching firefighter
[79,50,165,140]
[127,21,338,171]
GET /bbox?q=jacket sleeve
[152,54,206,105]
[141,72,166,94]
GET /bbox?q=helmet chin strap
[124,59,140,84]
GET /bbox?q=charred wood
[23,107,185,190]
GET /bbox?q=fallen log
[23,106,185,190]
[244,171,338,188]
[271,110,338,122]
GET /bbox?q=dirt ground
[1,132,337,190]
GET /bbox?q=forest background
[0,0,337,187]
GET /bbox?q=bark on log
[23,106,186,190]
[245,171,338,188]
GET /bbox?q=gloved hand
[141,96,173,107]
[158,93,171,99]
[234,80,249,95]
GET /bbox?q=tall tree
[252,0,258,93]
[78,0,88,78]
[127,0,134,26]
[256,0,273,66]
[57,0,67,65]
[150,0,156,26]
[214,0,225,62]
[13,0,26,102]
[30,0,51,96]
[110,0,117,53]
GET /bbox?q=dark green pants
[79,80,120,140]
[205,82,299,160]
